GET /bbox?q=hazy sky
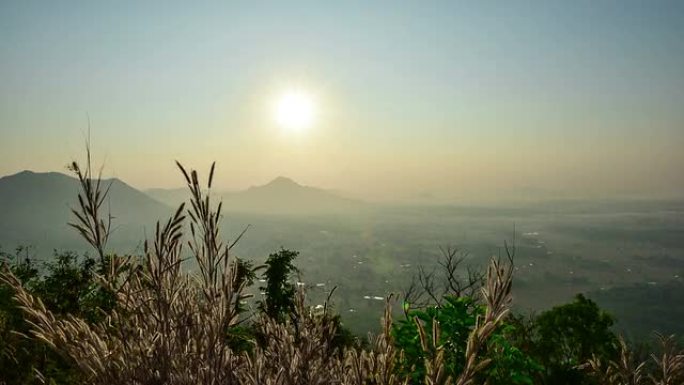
[1,1,683,202]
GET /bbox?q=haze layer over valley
[2,169,682,337]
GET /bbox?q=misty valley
[2,170,682,339]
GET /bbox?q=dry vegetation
[1,159,683,385]
[585,334,684,385]
[0,161,514,385]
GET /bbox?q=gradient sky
[1,1,683,202]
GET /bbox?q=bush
[0,248,113,385]
[532,294,618,384]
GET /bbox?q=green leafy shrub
[532,294,618,385]
[258,248,299,322]
[483,323,543,385]
[393,296,479,381]
[0,248,114,385]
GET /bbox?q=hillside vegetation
[1,161,682,385]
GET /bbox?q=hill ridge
[0,170,171,254]
[146,175,360,214]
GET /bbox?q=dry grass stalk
[650,334,684,385]
[586,336,648,385]
[1,158,519,385]
[455,256,514,385]
[586,333,684,385]
[415,317,450,385]
[341,296,408,385]
[240,288,341,385]
[2,162,248,385]
[67,147,112,266]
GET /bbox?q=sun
[274,90,316,132]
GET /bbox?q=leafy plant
[483,323,543,385]
[533,294,618,385]
[258,248,299,322]
[393,296,480,382]
[0,248,113,385]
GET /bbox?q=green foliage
[225,324,257,354]
[233,257,262,315]
[1,248,83,385]
[0,245,665,385]
[531,294,618,385]
[483,323,543,385]
[34,252,116,323]
[234,257,260,291]
[1,249,34,384]
[258,248,299,322]
[329,314,359,351]
[393,295,541,384]
[392,296,481,382]
[1,247,119,385]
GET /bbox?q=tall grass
[3,159,680,384]
[585,333,684,385]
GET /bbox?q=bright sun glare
[274,90,316,133]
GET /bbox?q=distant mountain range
[0,171,362,254]
[147,176,362,215]
[0,170,170,253]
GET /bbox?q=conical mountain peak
[264,176,300,187]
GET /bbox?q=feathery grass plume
[1,161,251,384]
[240,287,343,385]
[1,155,524,384]
[414,316,450,385]
[341,295,408,385]
[67,144,112,268]
[455,254,514,385]
[585,336,648,385]
[650,333,684,385]
[585,333,684,385]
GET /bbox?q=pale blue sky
[1,1,683,201]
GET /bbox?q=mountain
[146,176,362,215]
[145,187,189,207]
[223,177,362,214]
[0,171,171,254]
[0,171,360,255]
